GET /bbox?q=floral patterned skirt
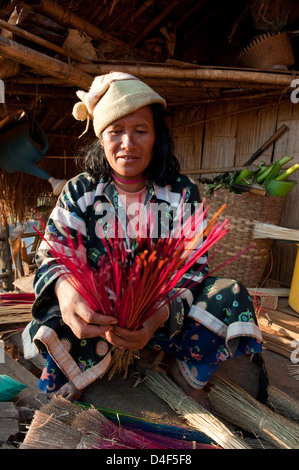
[24,277,263,393]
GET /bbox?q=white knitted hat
[72,72,166,137]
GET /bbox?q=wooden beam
[0,36,93,89]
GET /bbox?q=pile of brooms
[144,370,299,450]
[21,369,299,450]
[20,395,215,450]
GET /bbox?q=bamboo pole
[0,36,93,89]
[0,18,89,64]
[35,0,131,50]
[76,62,296,88]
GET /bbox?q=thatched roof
[0,0,299,221]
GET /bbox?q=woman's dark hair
[77,103,181,186]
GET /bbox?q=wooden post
[21,240,30,277]
[0,221,13,291]
[8,226,25,281]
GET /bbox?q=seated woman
[22,72,263,409]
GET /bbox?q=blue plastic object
[0,375,27,401]
[0,120,50,180]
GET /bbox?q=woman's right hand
[55,275,118,339]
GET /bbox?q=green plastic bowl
[265,179,296,197]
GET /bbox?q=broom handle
[242,124,288,167]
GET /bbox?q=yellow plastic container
[289,244,299,313]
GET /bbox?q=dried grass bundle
[253,222,299,241]
[38,395,83,424]
[144,369,251,449]
[21,410,83,449]
[267,385,299,422]
[0,292,34,324]
[209,377,299,449]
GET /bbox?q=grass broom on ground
[144,368,251,449]
[267,385,299,422]
[208,377,299,449]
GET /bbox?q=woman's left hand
[104,304,170,350]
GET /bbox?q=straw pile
[208,377,299,449]
[144,369,251,449]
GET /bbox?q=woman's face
[100,105,156,180]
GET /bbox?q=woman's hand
[55,275,118,339]
[104,304,170,350]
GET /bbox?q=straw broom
[144,369,251,449]
[21,410,83,449]
[267,385,299,422]
[21,409,133,449]
[36,395,83,423]
[253,222,299,241]
[71,408,168,449]
[21,397,199,449]
[208,377,299,449]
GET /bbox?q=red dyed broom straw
[34,199,229,331]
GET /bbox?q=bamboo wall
[171,98,299,286]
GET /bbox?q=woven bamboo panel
[198,183,286,287]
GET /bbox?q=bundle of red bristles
[34,198,251,378]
